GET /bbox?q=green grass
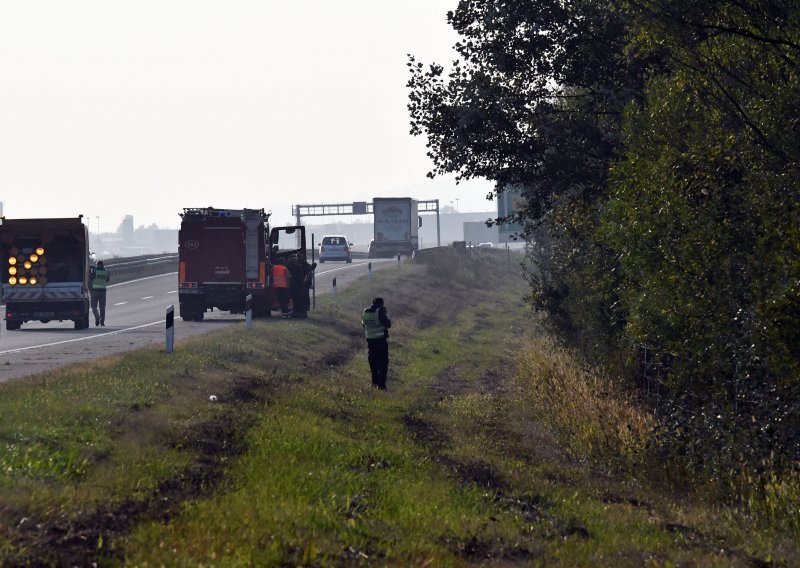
[0,249,796,565]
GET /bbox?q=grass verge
[0,248,796,565]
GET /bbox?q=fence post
[332,277,337,302]
[166,305,174,353]
[245,294,253,331]
[368,261,372,282]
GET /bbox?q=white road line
[114,302,128,306]
[315,259,391,276]
[167,290,178,294]
[141,296,154,300]
[0,319,176,356]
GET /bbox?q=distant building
[463,221,498,245]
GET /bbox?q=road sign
[497,186,525,240]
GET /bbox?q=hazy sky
[0,0,494,231]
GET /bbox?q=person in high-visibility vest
[272,259,293,318]
[361,297,392,389]
[90,260,111,326]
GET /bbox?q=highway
[0,258,395,383]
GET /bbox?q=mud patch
[442,457,507,491]
[402,414,446,448]
[441,533,542,562]
[432,365,470,399]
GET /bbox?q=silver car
[319,235,352,263]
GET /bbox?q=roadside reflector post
[397,254,401,268]
[368,261,372,282]
[166,305,175,354]
[245,294,253,331]
[332,277,337,302]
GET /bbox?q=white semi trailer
[369,198,420,258]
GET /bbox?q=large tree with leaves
[408,0,649,348]
[409,0,800,474]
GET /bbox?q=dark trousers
[290,285,310,316]
[91,289,107,324]
[276,287,292,317]
[367,338,389,389]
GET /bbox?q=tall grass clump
[515,335,653,469]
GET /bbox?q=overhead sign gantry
[292,199,441,247]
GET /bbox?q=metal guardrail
[102,254,179,283]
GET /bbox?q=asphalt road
[0,258,397,383]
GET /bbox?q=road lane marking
[114,302,128,306]
[0,319,179,356]
[141,296,154,300]
[167,290,178,294]
[315,259,392,276]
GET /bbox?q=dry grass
[515,335,653,468]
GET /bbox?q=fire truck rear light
[180,282,198,289]
[246,282,265,289]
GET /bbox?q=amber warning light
[7,246,47,286]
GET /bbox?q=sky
[0,0,494,231]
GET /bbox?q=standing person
[361,297,391,390]
[287,255,305,318]
[272,259,293,319]
[291,257,316,319]
[90,260,110,326]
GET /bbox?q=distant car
[478,242,494,248]
[319,235,352,263]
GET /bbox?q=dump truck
[369,197,420,258]
[1,216,92,330]
[178,207,306,321]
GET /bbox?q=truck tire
[180,302,204,321]
[6,320,21,331]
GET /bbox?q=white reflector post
[245,293,253,331]
[166,305,175,354]
[368,261,372,282]
[332,277,337,302]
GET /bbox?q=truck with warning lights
[1,216,92,330]
[178,207,307,321]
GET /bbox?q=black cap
[372,297,384,306]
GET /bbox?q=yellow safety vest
[92,268,110,290]
[361,308,386,339]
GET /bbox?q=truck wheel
[184,310,204,322]
[346,258,352,263]
[6,320,21,331]
[74,317,88,329]
[180,303,203,321]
